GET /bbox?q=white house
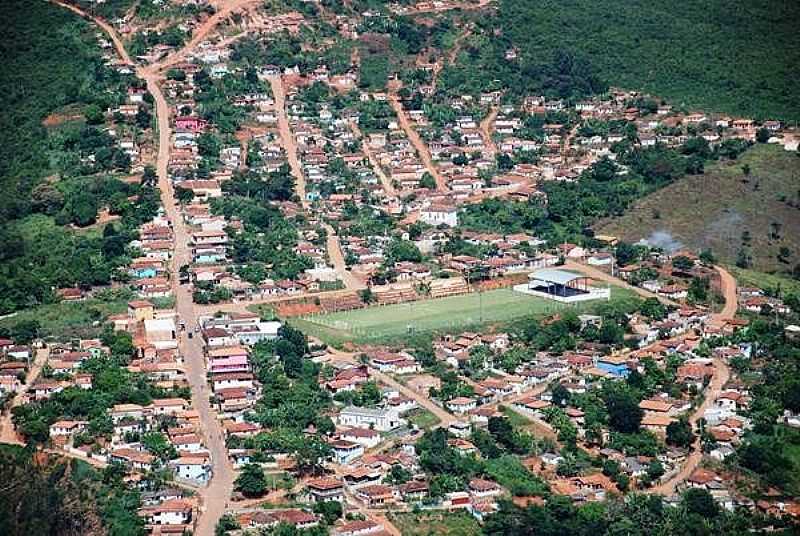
[420,204,458,228]
[171,456,211,484]
[141,499,193,526]
[337,406,403,432]
[338,427,381,449]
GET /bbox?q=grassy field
[290,286,636,345]
[730,267,800,295]
[599,145,800,272]
[390,511,481,536]
[500,0,800,121]
[0,296,129,340]
[502,406,533,428]
[407,408,441,430]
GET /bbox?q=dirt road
[52,1,135,64]
[323,223,366,291]
[714,265,738,320]
[153,0,262,71]
[479,106,498,155]
[269,75,309,208]
[349,121,398,197]
[649,265,736,495]
[49,3,237,534]
[563,260,679,307]
[146,48,236,536]
[0,347,48,445]
[387,95,447,192]
[649,358,730,495]
[326,348,458,428]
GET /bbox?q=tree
[682,488,719,518]
[666,418,694,448]
[671,255,694,271]
[640,297,667,320]
[688,277,709,302]
[141,165,157,186]
[215,514,240,536]
[385,239,422,264]
[64,191,98,226]
[614,241,639,266]
[359,287,375,304]
[313,500,342,525]
[699,249,716,265]
[603,384,643,434]
[84,104,104,124]
[174,186,195,204]
[235,463,268,497]
[141,432,177,461]
[198,132,221,159]
[646,460,665,481]
[31,184,64,215]
[10,319,40,344]
[755,127,770,143]
[551,383,570,407]
[419,172,436,190]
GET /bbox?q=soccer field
[291,286,636,345]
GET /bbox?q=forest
[0,0,159,315]
[497,0,800,121]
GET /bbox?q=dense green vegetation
[0,289,131,341]
[415,424,550,498]
[0,445,146,536]
[498,0,800,120]
[483,491,780,536]
[226,326,334,474]
[390,511,481,536]
[210,168,312,281]
[0,0,128,220]
[0,0,160,314]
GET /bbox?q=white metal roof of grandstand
[528,269,588,285]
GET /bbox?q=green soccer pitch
[289,286,637,345]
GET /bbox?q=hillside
[0,445,144,536]
[499,0,800,121]
[598,144,800,272]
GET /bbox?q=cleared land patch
[598,145,800,272]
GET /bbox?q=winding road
[0,347,48,445]
[648,265,737,495]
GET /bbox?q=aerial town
[1,0,799,535]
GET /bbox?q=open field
[389,511,481,536]
[406,408,441,430]
[730,267,800,295]
[599,145,800,272]
[289,286,637,345]
[0,296,129,340]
